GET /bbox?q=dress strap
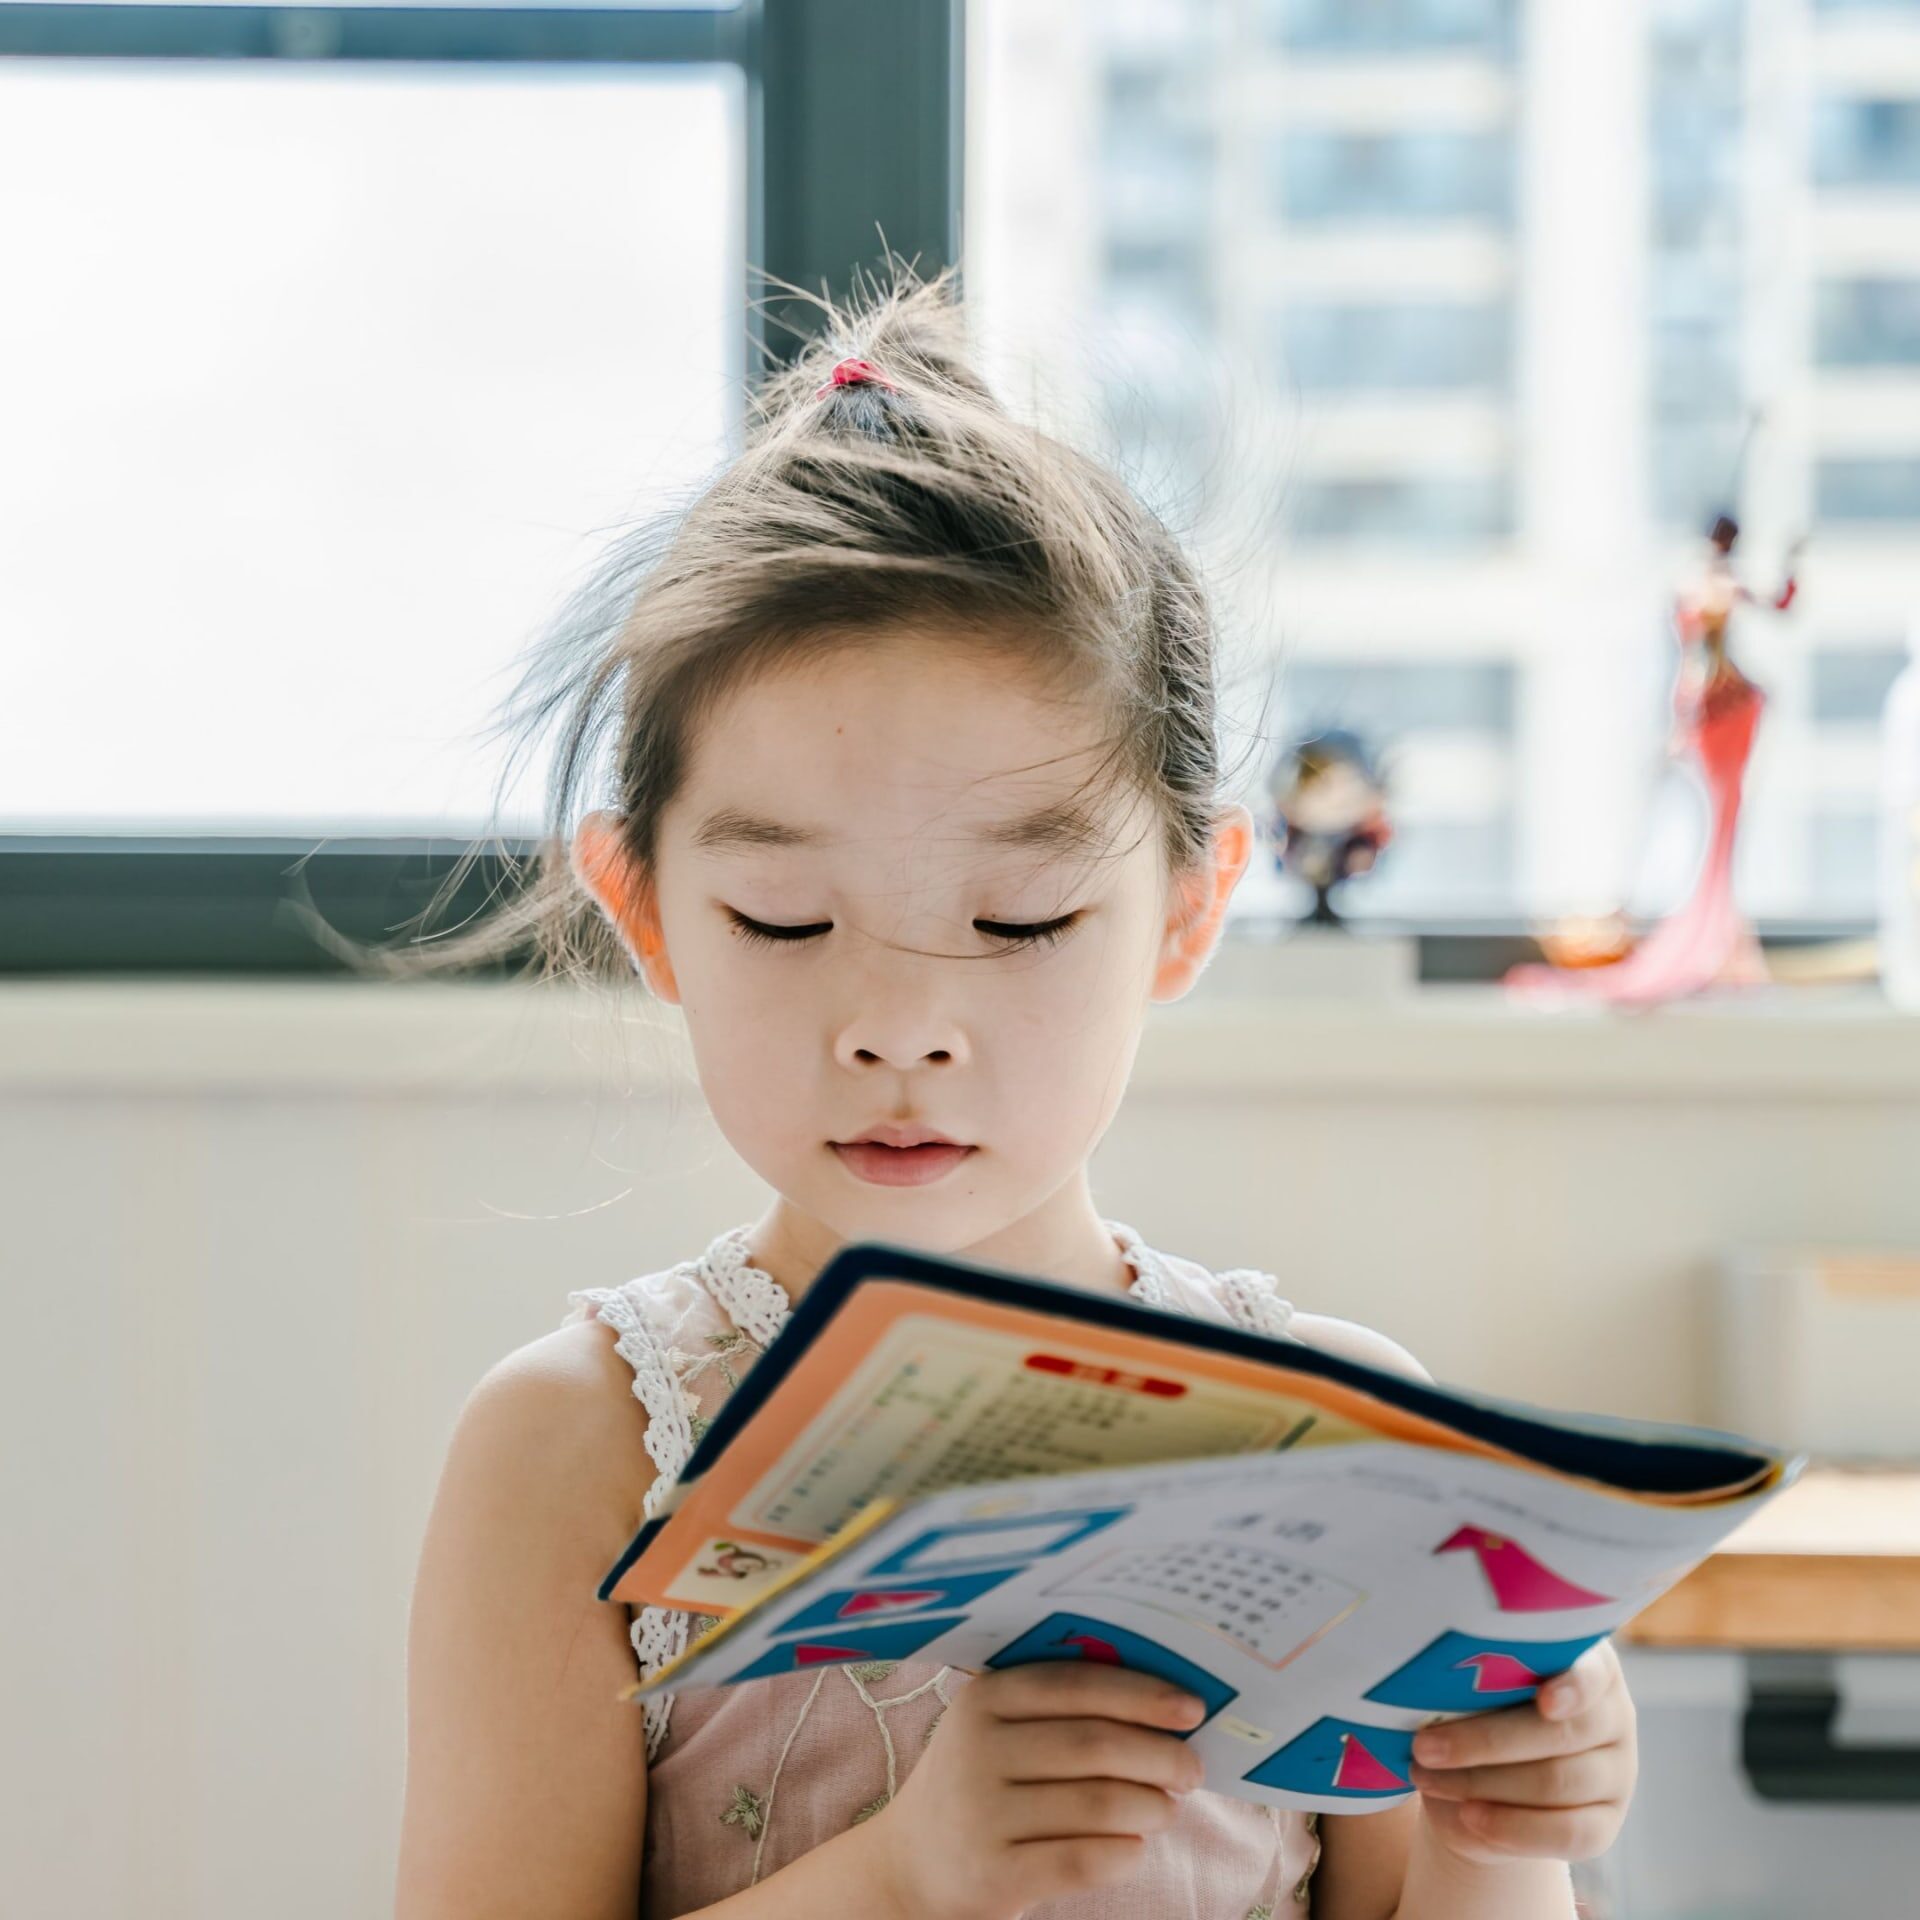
[698,1224,794,1349]
[563,1273,700,1518]
[1105,1217,1182,1310]
[1210,1266,1300,1340]
[1106,1218,1297,1338]
[564,1267,711,1763]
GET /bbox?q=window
[3,0,962,970]
[1816,278,1920,366]
[1814,97,1920,189]
[1,58,742,838]
[1266,0,1518,59]
[1286,474,1514,546]
[1648,0,1746,532]
[971,0,1920,933]
[1278,301,1511,393]
[1270,658,1517,917]
[1811,645,1912,723]
[1817,457,1920,521]
[1276,129,1514,225]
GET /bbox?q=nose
[832,973,972,1074]
[835,1022,969,1072]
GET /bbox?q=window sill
[1,976,1917,1099]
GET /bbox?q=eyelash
[724,909,1084,954]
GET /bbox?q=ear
[570,809,681,1004]
[1150,803,1254,1004]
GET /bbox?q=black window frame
[0,1,1874,977]
[0,0,962,975]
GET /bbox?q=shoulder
[399,1326,654,1912]
[457,1320,659,1536]
[561,1258,723,1351]
[1284,1311,1432,1385]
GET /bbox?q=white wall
[5,975,1919,1919]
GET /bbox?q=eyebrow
[689,800,1110,859]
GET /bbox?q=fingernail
[1172,1693,1206,1725]
[1541,1685,1572,1717]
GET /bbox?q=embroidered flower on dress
[719,1784,766,1840]
[705,1326,750,1387]
[849,1793,891,1825]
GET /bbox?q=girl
[394,266,1638,1920]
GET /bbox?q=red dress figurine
[1507,514,1805,1007]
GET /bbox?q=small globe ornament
[1267,729,1394,929]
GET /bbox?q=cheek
[998,942,1147,1074]
[677,941,808,1080]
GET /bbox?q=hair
[295,256,1268,994]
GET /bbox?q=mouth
[829,1139,978,1187]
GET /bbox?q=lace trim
[1109,1217,1181,1310]
[1214,1266,1299,1340]
[701,1225,794,1349]
[1109,1218,1296,1339]
[566,1274,706,1762]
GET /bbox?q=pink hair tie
[814,356,898,398]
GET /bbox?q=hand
[852,1661,1209,1920]
[1404,1638,1638,1867]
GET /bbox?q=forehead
[670,639,1138,861]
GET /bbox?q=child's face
[573,629,1249,1254]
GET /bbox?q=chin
[812,1192,989,1253]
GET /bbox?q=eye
[723,909,1083,953]
[976,914,1083,952]
[724,911,832,950]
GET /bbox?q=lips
[839,1124,965,1149]
[830,1139,977,1187]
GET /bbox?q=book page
[608,1276,1489,1612]
[634,1440,1796,1815]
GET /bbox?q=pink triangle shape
[1457,1651,1542,1692]
[839,1588,941,1617]
[792,1641,871,1666]
[1436,1525,1613,1610]
[1333,1732,1409,1792]
[1056,1630,1121,1664]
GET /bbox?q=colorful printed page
[597,1240,1787,1617]
[627,1439,1800,1815]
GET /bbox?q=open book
[594,1239,1803,1814]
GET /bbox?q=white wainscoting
[5,978,1918,1919]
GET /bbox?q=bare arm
[395,1319,656,1919]
[395,1318,924,1920]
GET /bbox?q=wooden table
[1620,1466,1920,1652]
[1618,1467,1920,1802]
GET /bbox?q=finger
[995,1716,1207,1796]
[1410,1743,1625,1809]
[976,1661,1206,1732]
[1444,1797,1622,1862]
[1004,1777,1183,1843]
[1536,1641,1620,1725]
[1411,1696,1613,1771]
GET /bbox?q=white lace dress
[563,1220,1322,1919]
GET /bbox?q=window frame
[0,0,964,974]
[0,0,1874,975]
